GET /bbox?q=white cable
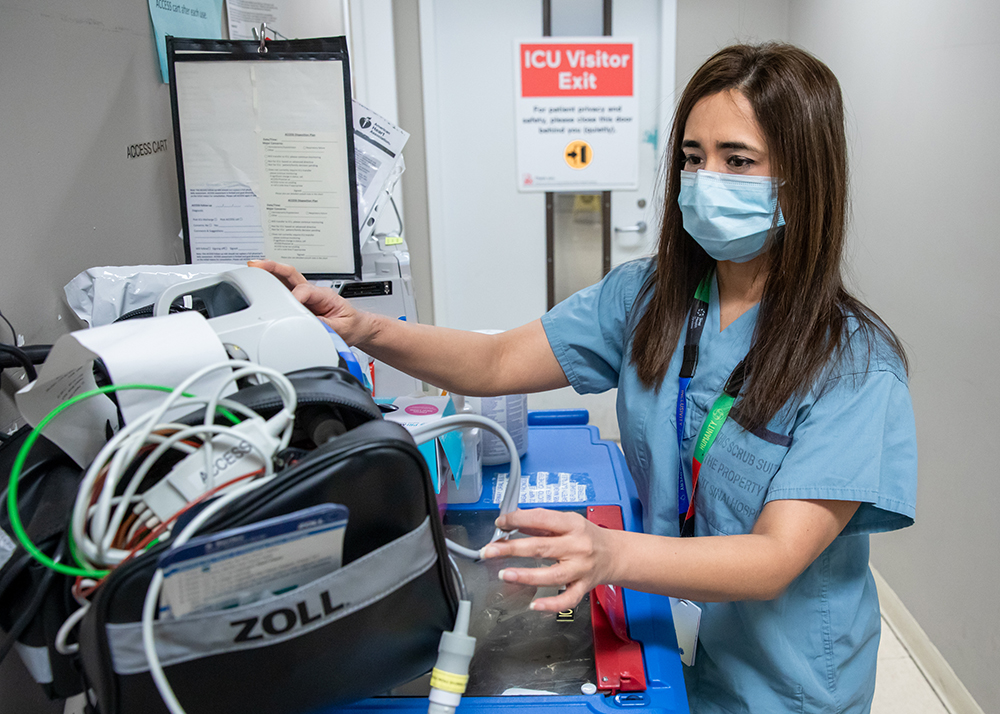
[104,413,249,544]
[105,397,266,547]
[146,433,199,454]
[121,361,293,493]
[76,405,231,566]
[201,365,296,489]
[54,603,90,656]
[73,413,214,568]
[87,496,144,553]
[125,515,149,550]
[85,495,142,514]
[113,367,223,475]
[100,421,211,557]
[445,541,482,560]
[73,362,296,569]
[106,362,267,491]
[97,425,275,562]
[410,414,522,521]
[142,474,275,714]
[110,363,291,557]
[446,553,468,601]
[73,412,163,568]
[73,581,97,607]
[409,414,523,557]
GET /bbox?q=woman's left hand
[480,508,618,612]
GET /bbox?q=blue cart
[324,413,689,713]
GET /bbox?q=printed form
[174,60,356,275]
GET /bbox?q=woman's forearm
[607,530,796,602]
[609,498,860,602]
[249,259,567,397]
[356,315,569,397]
[486,498,859,611]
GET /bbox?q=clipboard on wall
[167,36,362,280]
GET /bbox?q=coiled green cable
[6,384,239,579]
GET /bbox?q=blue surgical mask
[678,169,784,263]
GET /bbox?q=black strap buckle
[680,345,699,379]
[723,359,748,398]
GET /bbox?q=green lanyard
[677,273,748,538]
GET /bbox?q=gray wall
[789,1,1000,710]
[0,3,194,710]
[392,0,435,325]
[675,0,790,89]
[0,1,184,433]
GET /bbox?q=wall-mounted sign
[126,139,169,159]
[515,38,638,192]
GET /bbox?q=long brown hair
[631,43,906,431]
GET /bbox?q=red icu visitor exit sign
[520,42,634,97]
[515,38,638,191]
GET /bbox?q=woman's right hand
[247,260,373,346]
[251,261,569,398]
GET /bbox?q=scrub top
[541,258,918,714]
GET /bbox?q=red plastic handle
[587,505,647,693]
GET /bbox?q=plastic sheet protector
[171,45,360,277]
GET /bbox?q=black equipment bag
[0,366,386,701]
[1,363,455,711]
[0,426,86,699]
[78,395,458,713]
[180,365,384,452]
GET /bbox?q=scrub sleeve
[540,258,918,714]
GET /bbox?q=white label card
[669,596,702,667]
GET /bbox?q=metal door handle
[614,221,647,234]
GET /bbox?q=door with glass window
[418,0,676,436]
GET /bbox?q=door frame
[417,0,676,325]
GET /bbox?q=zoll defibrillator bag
[0,365,387,702]
[77,415,458,714]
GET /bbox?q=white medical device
[318,235,422,397]
[153,267,358,379]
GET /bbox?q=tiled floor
[873,617,949,714]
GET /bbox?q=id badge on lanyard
[675,272,748,538]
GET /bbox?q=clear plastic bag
[64,264,243,327]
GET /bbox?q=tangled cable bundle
[6,359,524,714]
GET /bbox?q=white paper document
[174,59,357,275]
[259,131,352,266]
[225,0,343,41]
[351,101,409,228]
[187,184,265,263]
[16,312,231,467]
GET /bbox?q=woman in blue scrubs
[254,42,917,714]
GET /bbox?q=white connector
[139,416,286,523]
[427,600,476,714]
